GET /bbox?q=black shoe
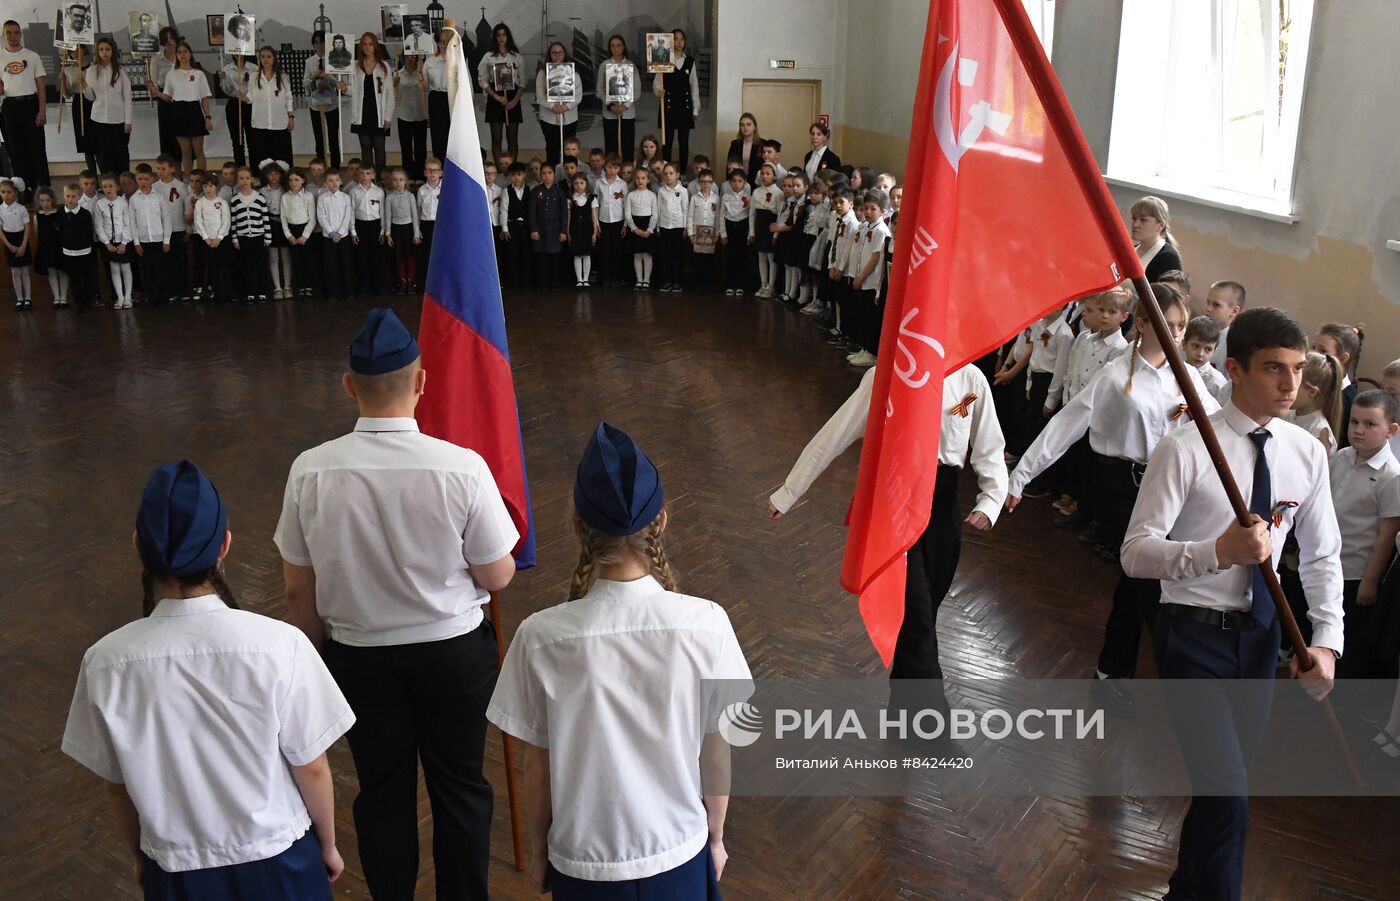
[1077,525,1103,545]
[825,334,849,346]
[1022,486,1051,499]
[1092,676,1136,713]
[1053,510,1091,529]
[1095,544,1120,563]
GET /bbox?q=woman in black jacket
[802,121,842,181]
[1129,195,1182,282]
[725,112,764,185]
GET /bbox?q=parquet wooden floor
[2,284,1398,900]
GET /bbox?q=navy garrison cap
[135,460,228,577]
[573,422,664,536]
[350,308,420,375]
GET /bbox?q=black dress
[353,69,389,136]
[568,194,596,256]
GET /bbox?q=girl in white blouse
[348,33,396,175]
[241,47,295,177]
[423,31,452,163]
[478,22,524,163]
[151,41,212,172]
[1290,352,1344,455]
[624,167,658,289]
[80,37,132,174]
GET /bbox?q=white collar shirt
[157,178,189,231]
[349,183,384,221]
[1328,444,1400,580]
[655,183,688,229]
[94,196,131,245]
[771,364,1006,521]
[487,576,752,882]
[1210,326,1230,370]
[0,200,29,232]
[274,417,520,646]
[687,190,718,233]
[418,181,441,220]
[61,595,355,872]
[315,189,352,238]
[247,71,294,131]
[1009,353,1218,496]
[128,190,172,243]
[720,186,750,223]
[1292,409,1336,455]
[1062,329,1129,405]
[83,66,133,125]
[1121,403,1344,653]
[1028,314,1074,376]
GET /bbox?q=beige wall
[827,0,1400,378]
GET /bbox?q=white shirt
[417,181,441,221]
[747,184,784,238]
[851,219,891,294]
[1008,352,1219,496]
[162,67,211,103]
[220,61,256,100]
[128,189,173,244]
[535,65,582,125]
[1059,329,1129,406]
[424,56,449,93]
[1027,314,1074,377]
[720,185,750,224]
[828,210,859,270]
[1291,409,1336,455]
[348,182,385,221]
[596,59,639,119]
[315,189,353,239]
[0,47,44,96]
[0,200,28,233]
[1210,325,1230,370]
[280,189,316,237]
[62,595,355,872]
[655,183,688,229]
[1328,444,1400,580]
[157,178,190,232]
[1121,403,1345,653]
[192,194,230,241]
[623,188,656,230]
[82,66,133,125]
[686,189,719,235]
[487,576,751,881]
[477,51,523,95]
[349,63,396,128]
[770,364,1007,521]
[1195,360,1231,406]
[94,196,131,245]
[246,71,294,131]
[274,417,520,647]
[596,177,627,223]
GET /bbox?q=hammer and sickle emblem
[894,307,946,391]
[933,39,1014,173]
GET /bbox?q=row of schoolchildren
[1,155,444,309]
[983,201,1400,711]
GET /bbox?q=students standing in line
[63,460,354,900]
[277,309,519,901]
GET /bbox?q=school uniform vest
[661,56,695,119]
[504,186,530,225]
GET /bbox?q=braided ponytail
[141,564,240,617]
[568,521,602,600]
[644,518,678,592]
[568,508,677,600]
[1125,335,1141,396]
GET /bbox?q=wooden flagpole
[443,17,527,871]
[991,0,1361,788]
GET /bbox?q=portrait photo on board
[325,33,355,74]
[381,5,407,41]
[603,61,633,104]
[224,12,256,55]
[206,14,224,47]
[402,14,432,55]
[646,32,674,72]
[129,10,159,53]
[64,4,95,46]
[491,60,516,92]
[545,61,576,104]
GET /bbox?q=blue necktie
[1248,428,1276,628]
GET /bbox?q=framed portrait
[381,5,407,41]
[63,3,95,46]
[325,33,355,75]
[645,32,674,73]
[692,224,716,254]
[402,14,432,55]
[224,12,256,55]
[206,14,224,47]
[53,9,75,50]
[491,60,515,92]
[128,10,159,53]
[603,61,633,104]
[545,62,575,105]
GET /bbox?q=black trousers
[1094,456,1160,677]
[656,227,685,287]
[661,120,691,171]
[398,119,428,180]
[1021,371,1056,484]
[428,92,451,163]
[286,223,312,293]
[540,119,577,167]
[64,252,98,309]
[319,234,353,298]
[851,287,881,353]
[324,623,498,901]
[311,107,342,168]
[248,127,293,173]
[0,96,50,197]
[603,117,635,160]
[503,221,530,289]
[723,220,748,289]
[890,465,962,712]
[91,121,130,177]
[1337,579,1385,678]
[597,220,626,286]
[224,99,252,168]
[1154,609,1278,901]
[137,241,172,304]
[354,219,383,293]
[417,220,435,289]
[155,100,182,170]
[168,232,189,298]
[193,236,232,299]
[235,240,271,297]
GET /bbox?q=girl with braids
[1290,351,1344,454]
[1314,322,1364,448]
[1129,195,1182,283]
[63,460,353,899]
[1007,284,1217,707]
[489,422,751,899]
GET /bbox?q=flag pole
[443,18,527,869]
[991,0,1361,788]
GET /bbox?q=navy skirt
[551,844,722,900]
[752,209,777,252]
[141,829,331,901]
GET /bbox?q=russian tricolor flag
[416,34,536,568]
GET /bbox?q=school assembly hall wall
[718,0,1400,375]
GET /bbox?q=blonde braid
[644,518,678,592]
[1124,335,1141,396]
[568,522,601,600]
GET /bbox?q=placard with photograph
[645,32,674,73]
[224,12,256,55]
[603,61,633,104]
[206,14,224,47]
[53,9,75,50]
[491,60,515,93]
[692,224,716,254]
[545,62,576,105]
[129,10,159,53]
[63,3,95,46]
[402,14,432,55]
[381,5,407,41]
[325,33,355,75]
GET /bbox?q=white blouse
[246,71,294,130]
[82,66,133,125]
[161,67,211,103]
[623,188,657,230]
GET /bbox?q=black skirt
[753,209,777,252]
[3,229,30,267]
[627,214,654,254]
[269,217,287,247]
[484,88,521,124]
[169,100,208,137]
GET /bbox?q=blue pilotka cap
[350,308,421,375]
[573,422,665,536]
[135,460,228,577]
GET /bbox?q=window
[1105,0,1315,220]
[1022,0,1056,60]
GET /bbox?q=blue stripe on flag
[424,158,511,360]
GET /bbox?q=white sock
[12,268,30,300]
[787,266,800,297]
[574,256,586,281]
[634,255,644,283]
[641,253,653,283]
[279,248,292,289]
[51,270,69,302]
[121,264,133,301]
[757,253,770,289]
[581,256,591,281]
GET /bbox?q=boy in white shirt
[844,190,891,368]
[1204,279,1247,369]
[1183,315,1232,406]
[155,155,192,301]
[823,188,858,342]
[718,168,751,296]
[314,170,353,300]
[192,176,232,302]
[594,154,628,289]
[1017,306,1075,498]
[685,169,719,291]
[129,164,173,305]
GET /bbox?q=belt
[1162,603,1261,631]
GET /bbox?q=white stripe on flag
[444,36,492,209]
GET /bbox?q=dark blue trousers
[550,843,721,900]
[1153,607,1280,901]
[141,828,330,901]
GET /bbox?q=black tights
[357,133,387,176]
[488,122,519,164]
